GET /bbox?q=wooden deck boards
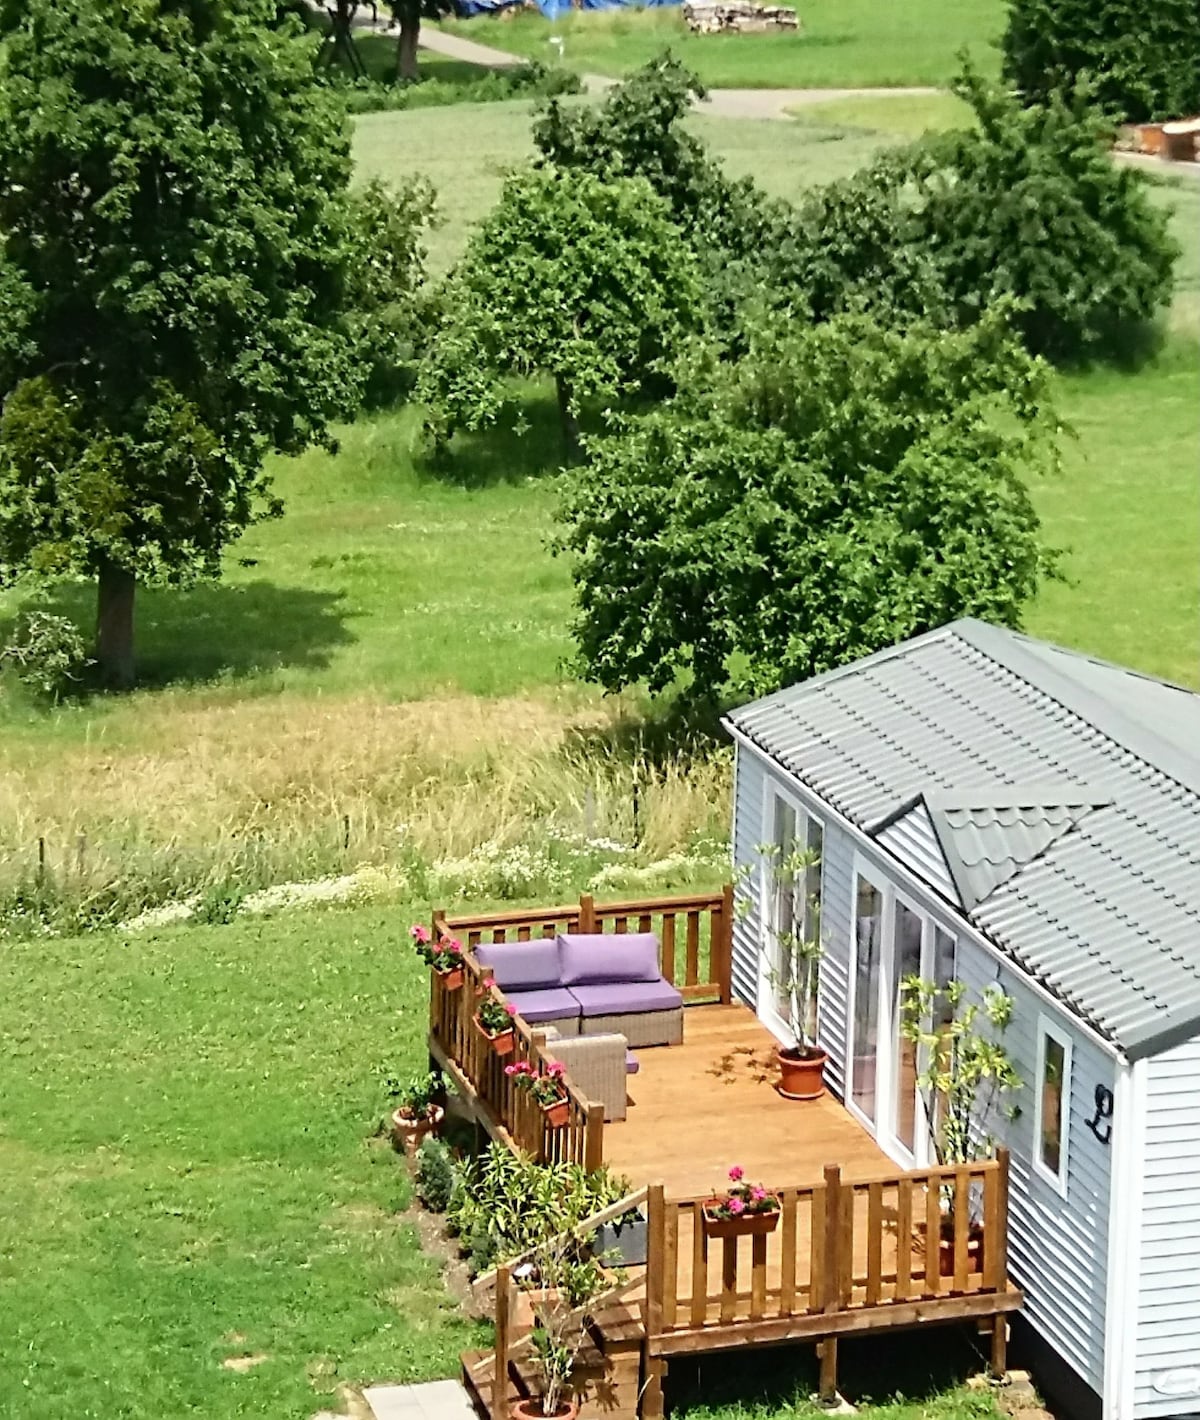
[604,1004,892,1195]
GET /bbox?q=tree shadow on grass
[668,1324,989,1412]
[414,386,568,489]
[561,691,739,771]
[28,579,357,691]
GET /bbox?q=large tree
[419,166,704,460]
[556,308,1060,701]
[0,0,366,687]
[1003,0,1200,122]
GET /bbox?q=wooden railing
[429,947,604,1169]
[644,1153,1016,1359]
[434,886,735,1004]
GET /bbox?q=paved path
[363,1379,479,1420]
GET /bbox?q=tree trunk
[95,559,137,690]
[396,7,420,81]
[555,373,581,463]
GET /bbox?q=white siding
[730,744,764,1010]
[955,941,1113,1399]
[1133,1035,1200,1419]
[875,801,960,906]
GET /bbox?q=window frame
[1033,1014,1073,1198]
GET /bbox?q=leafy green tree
[419,166,704,460]
[556,307,1059,700]
[769,71,1178,363]
[386,0,455,82]
[1003,0,1200,122]
[0,0,368,687]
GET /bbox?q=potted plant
[759,843,827,1099]
[411,923,465,990]
[702,1165,781,1239]
[900,977,1022,1277]
[505,1059,571,1128]
[387,1069,445,1154]
[474,982,518,1056]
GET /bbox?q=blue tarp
[458,0,679,18]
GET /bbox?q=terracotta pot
[435,964,465,991]
[936,1220,985,1278]
[777,1044,827,1100]
[390,1103,444,1155]
[702,1201,781,1239]
[511,1400,578,1420]
[541,1094,570,1129]
[474,1016,516,1056]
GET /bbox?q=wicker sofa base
[583,1007,683,1049]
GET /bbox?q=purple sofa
[473,932,684,1049]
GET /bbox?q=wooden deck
[605,1003,891,1194]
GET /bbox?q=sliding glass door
[760,791,824,1046]
[849,868,958,1163]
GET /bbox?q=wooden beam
[990,1316,1008,1378]
[650,1288,1024,1356]
[493,1266,511,1420]
[818,1339,838,1402]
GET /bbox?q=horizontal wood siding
[730,744,764,1010]
[1134,1035,1200,1418]
[955,941,1112,1399]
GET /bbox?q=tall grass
[0,692,731,935]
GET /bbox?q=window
[1034,1018,1071,1194]
[765,794,823,1040]
[851,876,884,1123]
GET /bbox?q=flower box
[435,964,465,992]
[701,1202,781,1240]
[541,1094,570,1129]
[474,1015,516,1056]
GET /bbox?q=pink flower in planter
[728,1165,744,1182]
[443,938,462,955]
[751,1187,766,1202]
[727,1197,746,1215]
[504,1002,518,1017]
[410,924,431,944]
[546,1062,566,1079]
[504,1064,520,1076]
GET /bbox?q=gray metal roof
[725,620,1200,1060]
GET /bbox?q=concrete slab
[364,1381,479,1420]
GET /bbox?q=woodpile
[682,0,800,34]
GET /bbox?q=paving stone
[364,1381,478,1420]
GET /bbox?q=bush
[769,70,1178,365]
[416,1136,456,1212]
[1003,0,1200,122]
[0,609,91,701]
[336,62,580,115]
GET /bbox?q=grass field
[437,0,1006,89]
[0,908,485,1419]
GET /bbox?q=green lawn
[0,908,484,1419]
[437,0,1006,89]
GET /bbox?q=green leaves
[418,166,705,455]
[558,306,1060,700]
[1003,0,1200,122]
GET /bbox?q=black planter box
[592,1210,648,1267]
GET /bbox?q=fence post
[493,1265,510,1420]
[584,1102,604,1172]
[718,883,734,1004]
[818,1164,842,1402]
[994,1148,1011,1286]
[579,893,596,933]
[642,1184,666,1420]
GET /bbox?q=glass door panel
[767,798,798,1025]
[851,877,884,1122]
[891,902,924,1155]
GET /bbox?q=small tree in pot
[386,1069,444,1155]
[900,977,1022,1273]
[758,844,827,1099]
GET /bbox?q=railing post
[643,1184,666,1420]
[718,883,734,1004]
[584,1102,604,1172]
[579,893,596,933]
[493,1264,510,1420]
[821,1163,842,1317]
[994,1148,1011,1287]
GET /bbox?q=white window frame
[1033,1014,1072,1198]
[757,782,825,1049]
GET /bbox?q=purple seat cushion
[557,932,661,986]
[625,1051,640,1076]
[475,940,562,991]
[570,980,683,1017]
[506,988,581,1024]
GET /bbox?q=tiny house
[723,619,1200,1420]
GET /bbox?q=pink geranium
[728,1165,744,1182]
[728,1196,746,1215]
[410,923,431,944]
[705,1166,780,1223]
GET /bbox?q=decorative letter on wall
[1086,1084,1114,1145]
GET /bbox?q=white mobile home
[724,619,1200,1420]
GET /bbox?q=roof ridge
[950,622,1200,802]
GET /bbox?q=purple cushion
[625,1051,640,1076]
[570,980,683,1017]
[475,940,562,991]
[556,933,661,986]
[506,988,581,1024]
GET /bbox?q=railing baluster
[953,1168,970,1293]
[924,1175,942,1296]
[896,1177,912,1300]
[983,1161,1001,1291]
[663,1203,679,1330]
[780,1189,797,1317]
[719,1236,737,1324]
[809,1180,826,1311]
[685,911,700,986]
[750,1234,767,1321]
[661,914,676,986]
[866,1181,883,1306]
[690,1201,707,1328]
